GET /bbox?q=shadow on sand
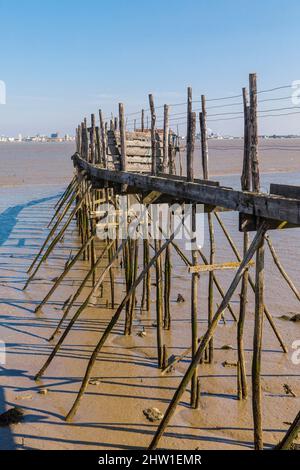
[0,386,17,450]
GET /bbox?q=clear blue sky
[1,0,300,136]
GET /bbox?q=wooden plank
[189,261,254,274]
[72,154,300,225]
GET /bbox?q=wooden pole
[65,232,177,422]
[141,109,145,132]
[200,95,209,179]
[155,238,164,368]
[146,202,236,321]
[95,126,101,164]
[238,87,251,400]
[187,111,198,407]
[83,120,89,161]
[163,104,169,173]
[277,410,300,450]
[47,178,79,231]
[24,186,89,289]
[35,240,124,379]
[163,242,171,330]
[119,103,127,172]
[99,109,107,168]
[249,73,260,192]
[241,87,251,191]
[53,175,76,212]
[252,229,265,450]
[214,212,287,353]
[266,234,300,302]
[35,232,96,314]
[187,86,192,151]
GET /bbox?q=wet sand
[0,141,300,450]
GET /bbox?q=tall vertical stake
[119,103,127,172]
[90,114,96,164]
[149,94,157,175]
[252,232,265,450]
[200,95,214,363]
[141,109,145,132]
[238,87,250,400]
[163,105,169,173]
[187,87,192,150]
[249,73,260,192]
[200,96,209,179]
[187,112,198,407]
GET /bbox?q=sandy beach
[0,141,300,450]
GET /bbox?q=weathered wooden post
[238,87,250,400]
[149,222,269,449]
[141,109,145,132]
[277,410,300,450]
[95,126,101,164]
[163,104,169,173]
[249,73,265,450]
[249,73,260,192]
[252,233,265,450]
[90,114,96,164]
[99,109,107,168]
